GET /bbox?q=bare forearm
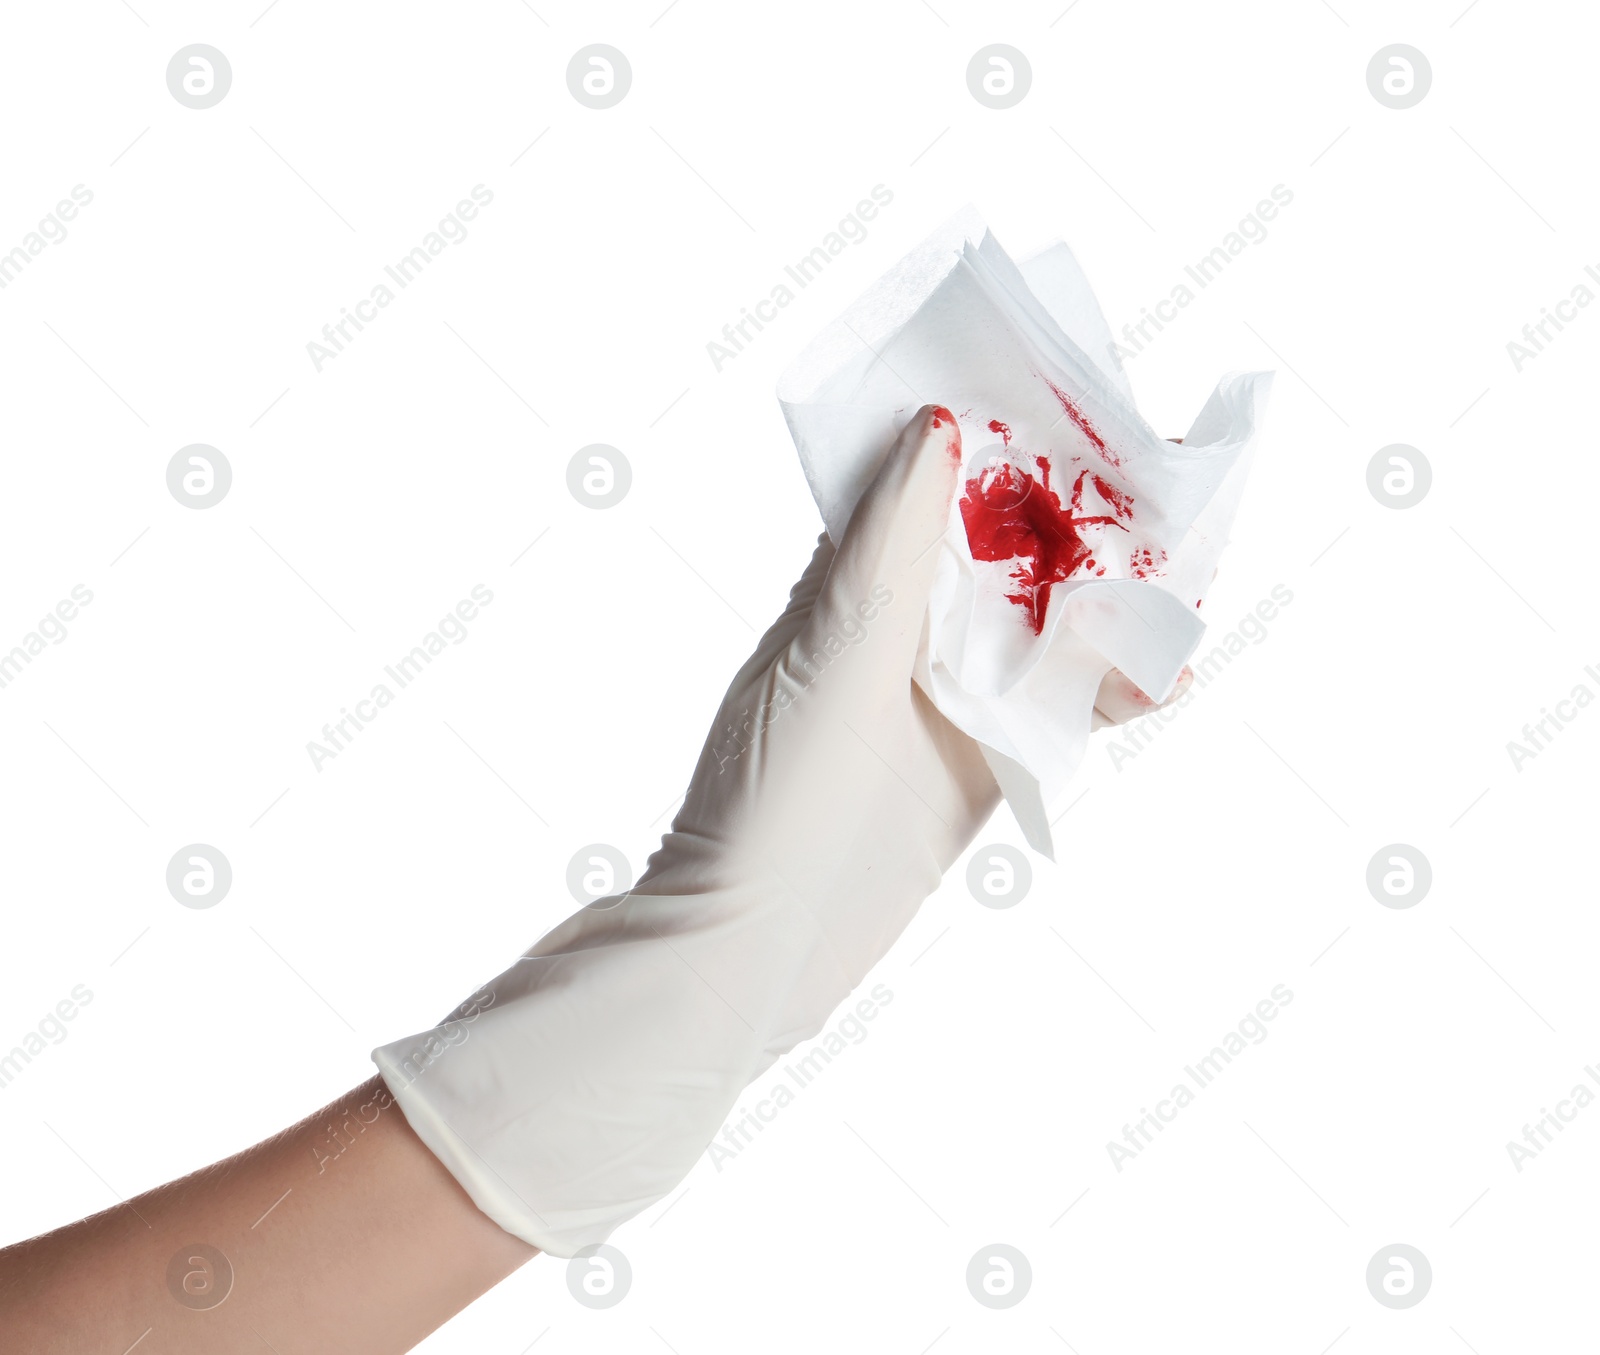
[0,1076,537,1354]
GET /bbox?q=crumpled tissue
[777,207,1273,857]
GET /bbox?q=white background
[1,0,1595,1350]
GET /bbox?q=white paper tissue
[777,208,1273,857]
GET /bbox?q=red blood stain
[1129,545,1168,579]
[1043,378,1121,467]
[929,406,962,460]
[987,418,1012,446]
[960,456,1132,634]
[1091,474,1134,521]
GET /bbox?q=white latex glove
[373,406,1181,1256]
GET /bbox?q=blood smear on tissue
[959,455,1133,634]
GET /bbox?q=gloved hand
[372,405,1186,1256]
